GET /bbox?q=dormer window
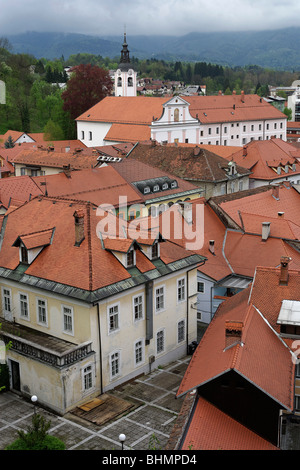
[162,182,168,190]
[151,242,159,259]
[153,185,160,192]
[13,228,54,266]
[144,186,150,194]
[126,249,135,268]
[21,245,28,264]
[171,181,178,189]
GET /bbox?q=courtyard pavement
[0,356,190,451]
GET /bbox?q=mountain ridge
[5,28,300,70]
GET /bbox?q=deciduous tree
[61,63,113,120]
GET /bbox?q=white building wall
[77,121,112,147]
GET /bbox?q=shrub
[5,413,65,450]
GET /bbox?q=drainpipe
[97,303,103,395]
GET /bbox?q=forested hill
[6,27,300,70]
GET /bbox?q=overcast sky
[1,0,300,37]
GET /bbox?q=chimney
[218,90,222,95]
[73,210,85,246]
[241,90,245,102]
[179,202,193,225]
[193,146,201,156]
[279,256,291,286]
[63,164,71,178]
[225,321,243,349]
[243,145,247,157]
[272,185,279,200]
[262,222,270,241]
[209,240,215,255]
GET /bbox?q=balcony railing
[0,318,94,368]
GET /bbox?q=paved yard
[0,356,190,451]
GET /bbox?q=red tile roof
[177,285,295,411]
[126,142,250,182]
[0,196,202,293]
[181,396,278,450]
[210,183,300,230]
[0,175,43,209]
[76,94,286,126]
[225,138,300,180]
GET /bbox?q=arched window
[117,77,122,87]
[128,77,133,87]
[174,108,180,122]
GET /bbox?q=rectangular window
[108,304,119,332]
[178,320,185,343]
[63,305,73,334]
[83,365,93,390]
[37,298,47,325]
[156,329,165,354]
[224,126,227,133]
[81,130,85,139]
[208,128,211,135]
[151,243,159,259]
[177,278,186,302]
[135,339,144,365]
[133,294,143,321]
[126,249,135,266]
[3,288,11,313]
[21,246,28,264]
[110,351,120,378]
[155,286,165,312]
[197,281,205,293]
[89,131,92,140]
[20,293,29,318]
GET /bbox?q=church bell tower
[114,33,137,97]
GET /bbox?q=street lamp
[119,433,126,450]
[31,395,37,415]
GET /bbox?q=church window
[174,108,180,122]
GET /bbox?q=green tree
[6,413,65,450]
[4,135,14,148]
[284,107,292,120]
[43,119,64,141]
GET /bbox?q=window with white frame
[134,339,144,366]
[19,293,29,319]
[177,277,186,302]
[133,294,143,321]
[155,286,165,312]
[178,320,185,343]
[2,288,11,314]
[110,350,120,379]
[62,305,73,334]
[156,329,165,354]
[37,298,47,325]
[108,303,119,333]
[83,364,93,391]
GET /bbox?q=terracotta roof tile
[177,287,295,412]
[127,142,250,182]
[226,138,300,180]
[181,396,278,450]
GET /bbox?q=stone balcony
[0,316,94,368]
